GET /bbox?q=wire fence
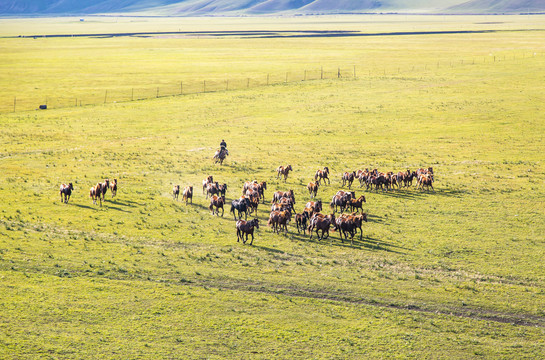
[2,51,543,114]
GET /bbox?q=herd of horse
[59,164,435,246]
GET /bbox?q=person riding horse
[213,140,229,164]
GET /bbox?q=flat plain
[1,15,544,358]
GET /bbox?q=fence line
[2,50,543,114]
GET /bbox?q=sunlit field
[1,15,544,358]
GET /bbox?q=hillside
[1,0,544,15]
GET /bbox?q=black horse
[230,197,251,220]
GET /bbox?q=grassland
[1,15,545,358]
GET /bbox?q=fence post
[338,68,341,78]
[156,87,159,98]
[203,80,206,93]
[13,96,16,112]
[104,90,107,104]
[180,82,183,95]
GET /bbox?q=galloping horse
[307,181,319,198]
[213,148,229,165]
[110,179,118,197]
[236,218,260,245]
[90,183,103,206]
[183,186,193,204]
[59,183,74,204]
[209,195,225,216]
[276,165,293,182]
[173,185,180,200]
[99,179,109,202]
[315,166,330,185]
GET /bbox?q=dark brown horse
[99,179,109,202]
[276,165,293,182]
[209,195,225,216]
[308,213,335,240]
[59,183,74,204]
[236,218,259,245]
[213,148,229,165]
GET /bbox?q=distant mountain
[1,0,543,15]
[447,0,544,13]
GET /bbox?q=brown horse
[173,185,180,200]
[236,218,260,245]
[110,178,117,197]
[342,171,356,189]
[276,165,293,182]
[209,195,225,216]
[308,213,335,240]
[268,210,291,234]
[348,195,366,213]
[99,179,109,202]
[272,189,295,204]
[183,186,193,204]
[314,166,330,185]
[90,183,102,206]
[202,175,213,194]
[307,181,319,198]
[305,200,323,215]
[59,183,74,204]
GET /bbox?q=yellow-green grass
[1,16,545,358]
[1,15,544,112]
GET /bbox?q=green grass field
[1,15,545,358]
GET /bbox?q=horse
[98,179,109,201]
[314,166,330,185]
[182,186,193,204]
[173,185,180,200]
[272,190,295,204]
[308,213,335,240]
[230,197,250,220]
[202,175,213,194]
[209,195,225,216]
[206,182,220,199]
[276,165,293,182]
[295,212,309,234]
[307,181,319,198]
[90,183,102,206]
[236,218,259,245]
[244,181,267,203]
[59,183,74,204]
[110,178,117,197]
[268,210,291,234]
[305,200,323,215]
[342,171,356,189]
[213,148,229,165]
[348,195,366,213]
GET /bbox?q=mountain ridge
[1,0,544,15]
